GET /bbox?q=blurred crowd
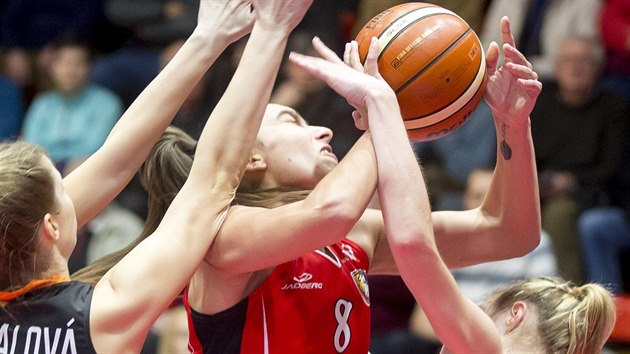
[1,0,629,353]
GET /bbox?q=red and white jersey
[185,238,371,354]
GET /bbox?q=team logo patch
[351,269,370,306]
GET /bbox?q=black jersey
[0,281,97,354]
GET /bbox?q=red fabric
[610,294,630,342]
[600,0,630,52]
[239,239,372,354]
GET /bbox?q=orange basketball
[356,2,487,141]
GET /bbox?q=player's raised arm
[64,1,254,229]
[291,36,504,354]
[432,16,543,267]
[88,1,313,352]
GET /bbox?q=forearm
[398,249,502,354]
[483,112,541,256]
[192,24,289,188]
[365,91,503,353]
[365,91,433,248]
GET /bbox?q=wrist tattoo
[500,122,512,160]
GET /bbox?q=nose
[313,126,333,143]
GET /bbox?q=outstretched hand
[290,37,394,130]
[484,16,542,128]
[195,0,254,45]
[252,0,313,33]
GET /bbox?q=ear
[505,301,527,334]
[245,153,267,173]
[40,213,61,242]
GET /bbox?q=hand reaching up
[484,16,542,131]
[253,0,313,33]
[195,0,254,46]
[290,37,395,131]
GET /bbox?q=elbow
[502,222,541,258]
[520,227,541,256]
[388,229,436,258]
[483,204,542,258]
[309,196,364,234]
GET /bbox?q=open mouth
[320,145,338,161]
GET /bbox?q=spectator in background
[599,0,630,101]
[0,0,106,100]
[412,100,496,210]
[480,0,601,80]
[409,168,558,349]
[579,138,630,294]
[159,37,242,140]
[90,0,199,107]
[0,75,23,141]
[21,38,122,173]
[530,35,630,284]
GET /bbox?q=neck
[34,247,71,281]
[502,332,545,353]
[46,252,71,278]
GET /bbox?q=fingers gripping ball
[356,2,487,141]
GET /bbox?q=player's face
[43,157,78,259]
[256,104,338,189]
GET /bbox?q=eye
[278,114,300,125]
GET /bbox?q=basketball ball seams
[406,73,485,131]
[405,75,487,141]
[401,41,485,127]
[355,2,486,141]
[394,27,473,94]
[374,7,444,63]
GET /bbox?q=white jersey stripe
[262,297,269,354]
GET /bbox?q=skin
[292,15,544,354]
[90,1,314,352]
[190,21,541,352]
[24,1,263,353]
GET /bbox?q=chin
[316,162,336,180]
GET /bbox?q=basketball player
[0,0,313,352]
[182,18,542,353]
[71,17,541,354]
[294,16,616,354]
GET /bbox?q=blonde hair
[484,276,616,354]
[0,141,59,291]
